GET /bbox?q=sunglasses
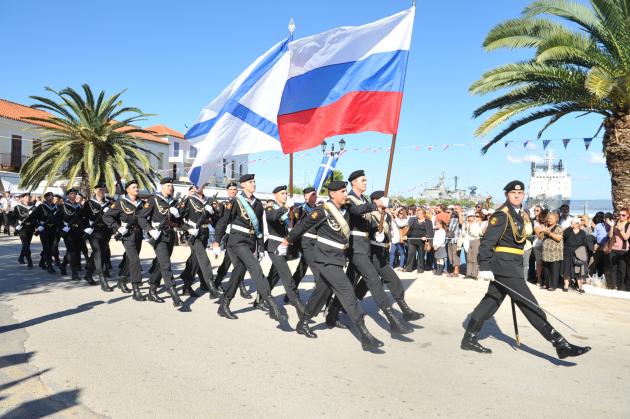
[621,213,628,218]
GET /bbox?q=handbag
[424,240,432,252]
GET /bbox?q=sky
[1,0,611,201]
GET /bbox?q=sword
[491,277,578,334]
[510,298,520,346]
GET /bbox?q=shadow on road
[0,352,35,368]
[0,301,106,334]
[0,368,52,392]
[1,389,81,419]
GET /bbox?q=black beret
[54,194,64,199]
[226,181,238,189]
[327,180,347,192]
[66,188,79,195]
[503,180,525,192]
[43,191,53,198]
[19,192,30,198]
[348,170,365,182]
[303,187,315,194]
[370,190,385,201]
[239,174,255,183]
[273,185,287,194]
[94,183,106,189]
[77,193,85,198]
[124,179,138,190]
[160,177,173,185]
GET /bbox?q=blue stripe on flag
[185,39,289,140]
[189,165,202,186]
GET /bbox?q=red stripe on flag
[278,91,402,154]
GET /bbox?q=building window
[189,146,197,158]
[173,141,180,157]
[230,161,235,178]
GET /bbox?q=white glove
[285,197,295,208]
[83,228,94,235]
[169,207,179,217]
[479,270,495,281]
[256,251,266,262]
[62,226,70,233]
[212,247,221,256]
[374,231,385,243]
[380,197,390,208]
[204,204,214,214]
[188,228,198,236]
[37,226,45,232]
[16,225,22,231]
[277,244,288,256]
[117,227,128,236]
[102,207,109,213]
[149,229,161,240]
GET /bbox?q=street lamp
[320,140,328,155]
[321,138,345,156]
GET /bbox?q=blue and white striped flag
[313,152,342,194]
[185,39,291,187]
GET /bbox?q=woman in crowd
[432,219,447,276]
[606,208,630,291]
[389,207,408,270]
[562,217,589,293]
[533,208,548,287]
[590,212,609,280]
[541,212,563,291]
[405,208,433,273]
[460,210,482,279]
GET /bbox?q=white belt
[303,232,317,240]
[350,230,369,238]
[370,241,390,248]
[317,236,348,250]
[226,224,231,234]
[151,221,160,229]
[267,234,284,242]
[231,224,254,235]
[185,220,197,228]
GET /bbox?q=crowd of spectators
[388,202,630,294]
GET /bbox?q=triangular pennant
[443,144,450,151]
[542,140,551,150]
[428,146,433,151]
[414,146,420,151]
[523,140,529,149]
[562,138,571,149]
[504,142,509,148]
[584,137,593,150]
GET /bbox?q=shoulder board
[226,203,232,210]
[266,207,272,212]
[500,207,509,214]
[144,202,150,208]
[110,203,116,208]
[310,210,320,219]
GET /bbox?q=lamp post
[321,138,346,156]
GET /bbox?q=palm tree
[470,0,630,210]
[19,84,158,195]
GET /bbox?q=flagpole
[288,18,296,226]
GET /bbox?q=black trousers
[51,233,60,262]
[224,244,270,299]
[405,240,426,271]
[469,274,554,341]
[18,231,33,258]
[86,235,108,276]
[304,263,364,324]
[119,229,143,284]
[148,230,176,288]
[337,253,390,311]
[268,253,300,305]
[1,213,11,233]
[542,260,561,289]
[215,251,232,283]
[608,250,629,291]
[355,247,405,301]
[292,253,309,288]
[39,230,55,268]
[181,231,214,288]
[62,232,83,274]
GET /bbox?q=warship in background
[527,151,571,210]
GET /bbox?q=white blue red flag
[278,7,415,154]
[312,152,343,194]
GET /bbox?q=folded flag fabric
[278,7,415,154]
[313,152,342,194]
[185,39,291,187]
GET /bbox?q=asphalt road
[0,234,629,418]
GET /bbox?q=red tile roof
[0,98,168,144]
[145,124,185,139]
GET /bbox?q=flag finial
[288,18,295,36]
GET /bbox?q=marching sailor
[82,183,114,291]
[14,192,36,267]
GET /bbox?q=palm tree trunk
[604,114,630,211]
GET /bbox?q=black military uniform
[326,170,409,334]
[137,177,183,307]
[462,180,591,360]
[214,174,284,322]
[82,185,114,291]
[102,180,146,301]
[179,188,220,298]
[354,190,423,324]
[264,185,304,316]
[51,194,64,266]
[14,193,36,267]
[290,187,318,292]
[58,189,87,282]
[33,192,61,273]
[286,180,383,350]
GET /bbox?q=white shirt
[433,229,446,248]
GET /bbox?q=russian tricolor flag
[278,7,415,154]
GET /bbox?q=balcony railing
[0,153,30,171]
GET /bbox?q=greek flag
[185,39,291,187]
[312,152,342,194]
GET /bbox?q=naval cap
[348,170,365,183]
[239,174,255,183]
[273,185,287,194]
[370,190,385,201]
[303,187,315,195]
[327,180,347,192]
[503,180,525,192]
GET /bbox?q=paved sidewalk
[0,235,629,418]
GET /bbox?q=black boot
[84,273,97,285]
[18,255,25,264]
[549,328,591,359]
[266,297,287,322]
[147,284,165,303]
[239,282,252,299]
[59,264,67,276]
[132,283,146,301]
[202,277,220,299]
[293,299,306,319]
[383,307,413,335]
[168,287,183,307]
[356,317,384,351]
[54,257,60,266]
[181,284,198,297]
[71,271,81,281]
[117,277,132,294]
[47,264,55,274]
[461,319,492,353]
[98,274,113,292]
[26,254,33,268]
[396,298,424,321]
[435,265,444,276]
[218,297,237,319]
[253,296,269,312]
[296,316,317,338]
[39,259,46,269]
[325,302,347,329]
